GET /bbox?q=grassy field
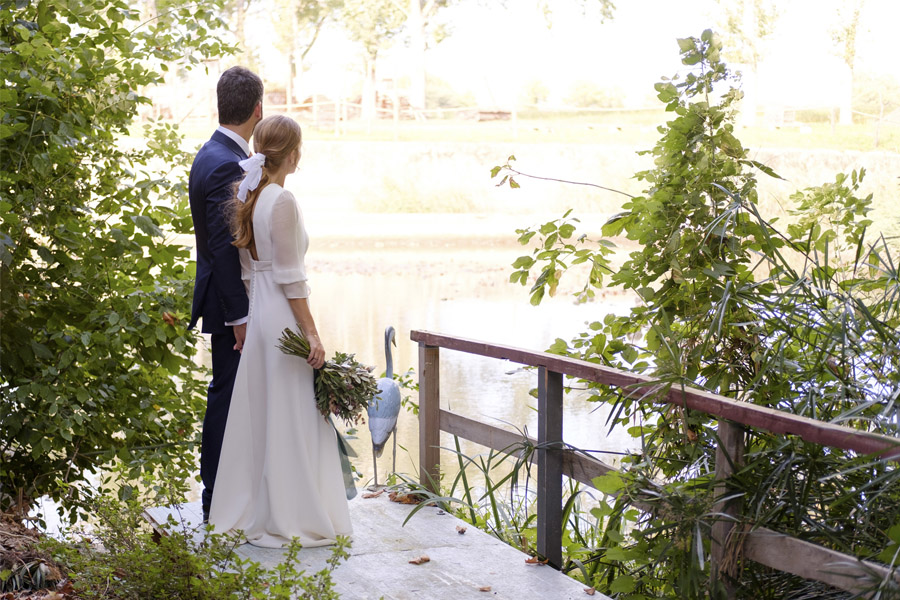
[172,107,900,153]
[312,112,900,153]
[163,108,899,242]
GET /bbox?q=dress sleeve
[239,247,251,295]
[271,189,310,299]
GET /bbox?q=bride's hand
[307,335,325,369]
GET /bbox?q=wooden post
[511,102,518,141]
[711,419,745,598]
[334,98,340,136]
[537,366,564,569]
[418,343,441,494]
[392,85,399,141]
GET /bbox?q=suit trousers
[201,328,241,514]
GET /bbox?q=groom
[188,66,264,521]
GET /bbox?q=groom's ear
[254,101,263,121]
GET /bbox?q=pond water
[32,214,644,531]
[191,213,643,494]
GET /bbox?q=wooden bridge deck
[144,495,602,600]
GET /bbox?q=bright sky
[254,0,900,107]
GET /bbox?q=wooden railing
[412,329,900,596]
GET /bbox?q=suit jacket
[188,130,249,334]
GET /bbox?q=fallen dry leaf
[478,586,492,592]
[362,489,384,499]
[57,580,75,594]
[456,525,467,534]
[584,587,596,595]
[525,556,548,565]
[389,491,424,505]
[408,554,430,565]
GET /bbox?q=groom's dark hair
[217,66,264,126]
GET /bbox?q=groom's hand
[233,323,247,352]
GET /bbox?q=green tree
[400,0,616,113]
[830,0,866,124]
[853,72,900,147]
[0,0,232,520]
[716,0,779,70]
[426,74,475,109]
[402,0,454,113]
[220,0,257,69]
[564,80,623,108]
[715,0,779,125]
[520,79,550,107]
[831,0,866,75]
[500,30,900,597]
[342,0,405,123]
[272,0,343,106]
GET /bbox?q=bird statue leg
[391,425,398,476]
[372,452,379,490]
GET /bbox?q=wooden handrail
[413,329,899,596]
[410,329,900,459]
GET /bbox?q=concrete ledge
[145,495,605,599]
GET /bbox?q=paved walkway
[144,495,606,599]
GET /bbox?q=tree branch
[500,166,635,198]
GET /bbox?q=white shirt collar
[216,125,251,157]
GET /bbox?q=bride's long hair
[229,115,302,250]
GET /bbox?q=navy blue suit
[188,130,250,515]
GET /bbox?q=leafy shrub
[42,490,349,599]
[0,0,230,520]
[498,29,900,598]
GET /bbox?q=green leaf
[131,215,163,237]
[609,574,635,593]
[592,472,625,495]
[511,255,535,269]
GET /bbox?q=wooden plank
[441,410,535,456]
[419,343,441,494]
[441,409,618,484]
[710,421,745,597]
[537,367,564,569]
[744,527,897,595]
[440,409,651,511]
[409,330,900,459]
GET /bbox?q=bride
[208,114,352,547]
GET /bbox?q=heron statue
[367,326,401,488]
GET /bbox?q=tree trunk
[286,52,294,110]
[286,11,296,110]
[236,0,246,50]
[408,0,426,114]
[362,53,377,128]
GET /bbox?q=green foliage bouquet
[277,327,378,426]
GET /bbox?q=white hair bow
[237,153,267,202]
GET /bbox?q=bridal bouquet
[277,327,378,426]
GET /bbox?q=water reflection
[192,235,641,496]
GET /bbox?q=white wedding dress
[209,183,352,548]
